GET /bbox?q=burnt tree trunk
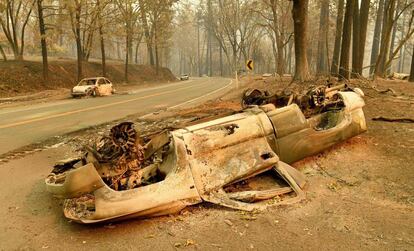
[154,22,159,75]
[387,0,401,75]
[356,0,370,75]
[410,44,414,82]
[75,4,83,82]
[125,31,130,82]
[99,25,106,77]
[37,0,48,81]
[135,41,139,64]
[288,40,293,74]
[219,45,223,76]
[139,0,154,66]
[292,0,311,82]
[270,0,285,75]
[370,0,385,75]
[97,0,106,77]
[317,0,329,75]
[339,0,354,80]
[351,0,360,78]
[331,0,344,76]
[128,40,133,64]
[0,45,6,61]
[374,0,396,78]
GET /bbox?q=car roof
[80,77,110,81]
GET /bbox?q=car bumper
[71,92,87,97]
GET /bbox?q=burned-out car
[71,77,115,98]
[45,85,366,224]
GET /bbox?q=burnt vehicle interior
[47,122,171,192]
[242,84,362,130]
[78,79,97,86]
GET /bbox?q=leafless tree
[0,0,34,60]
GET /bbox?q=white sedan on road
[71,77,115,98]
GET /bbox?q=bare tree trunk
[139,0,154,66]
[125,32,130,82]
[207,0,213,76]
[288,40,293,74]
[370,0,385,74]
[155,44,159,74]
[351,0,360,78]
[97,0,106,77]
[0,45,6,61]
[209,31,212,76]
[398,45,404,72]
[99,25,106,77]
[374,0,396,78]
[270,33,278,73]
[339,0,354,80]
[387,0,400,75]
[219,45,223,76]
[128,40,133,64]
[37,0,48,81]
[197,22,201,77]
[135,41,139,64]
[117,41,121,60]
[356,0,370,75]
[75,4,82,82]
[317,0,329,75]
[331,0,344,76]
[179,49,182,74]
[206,34,210,75]
[154,23,159,75]
[292,0,311,82]
[410,44,414,82]
[270,0,285,75]
[398,15,406,72]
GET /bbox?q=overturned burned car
[45,85,366,224]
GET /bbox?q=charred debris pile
[48,122,171,191]
[242,83,363,117]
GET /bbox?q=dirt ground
[0,76,413,250]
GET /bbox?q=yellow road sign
[246,60,253,71]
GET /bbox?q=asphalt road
[0,77,232,155]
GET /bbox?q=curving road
[0,77,233,155]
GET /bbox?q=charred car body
[72,77,114,98]
[46,85,367,224]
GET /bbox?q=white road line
[140,79,233,119]
[168,79,233,109]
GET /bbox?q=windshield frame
[77,79,97,86]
